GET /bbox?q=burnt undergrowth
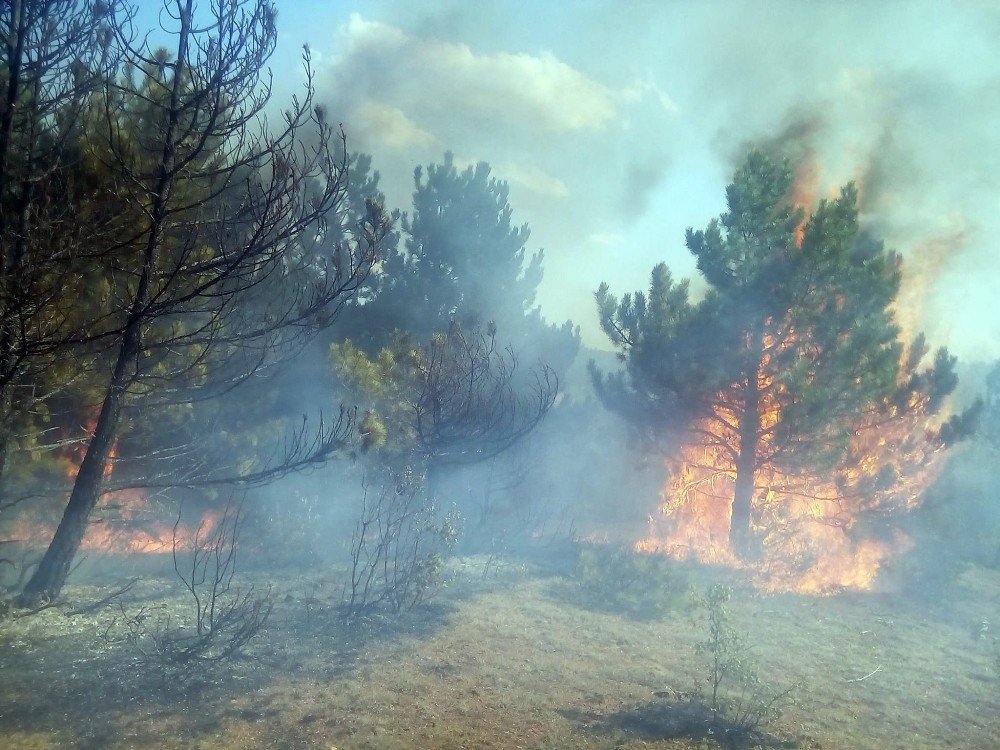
[0,570,467,748]
[1,554,999,749]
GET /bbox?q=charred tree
[731,320,764,557]
[19,0,385,605]
[343,467,458,616]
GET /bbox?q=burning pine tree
[591,150,978,593]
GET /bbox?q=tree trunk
[730,450,757,557]
[0,389,12,500]
[19,6,189,605]
[729,321,764,558]
[18,320,140,605]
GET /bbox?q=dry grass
[0,554,998,749]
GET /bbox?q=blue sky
[151,0,1000,361]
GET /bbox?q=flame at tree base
[79,490,220,554]
[3,419,221,556]
[635,492,915,595]
[7,489,220,556]
[634,395,945,595]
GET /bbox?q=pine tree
[340,151,579,377]
[403,152,541,336]
[18,0,384,605]
[592,149,967,557]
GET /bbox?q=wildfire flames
[791,157,821,248]
[636,389,943,594]
[9,489,217,555]
[8,424,218,555]
[636,170,949,595]
[82,490,220,554]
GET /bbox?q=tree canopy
[14,0,387,605]
[336,152,580,376]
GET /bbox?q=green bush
[343,468,461,618]
[694,584,794,739]
[574,543,688,619]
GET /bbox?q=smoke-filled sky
[262,0,1000,361]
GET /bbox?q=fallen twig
[12,600,60,619]
[846,664,882,682]
[66,578,140,616]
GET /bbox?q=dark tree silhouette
[0,0,123,497]
[19,0,387,605]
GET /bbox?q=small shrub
[694,584,793,740]
[343,467,460,617]
[575,543,688,619]
[127,502,272,667]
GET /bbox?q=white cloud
[354,100,439,150]
[322,15,618,151]
[499,163,569,199]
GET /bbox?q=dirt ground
[0,553,998,750]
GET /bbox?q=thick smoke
[304,0,1000,363]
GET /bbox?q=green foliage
[330,334,430,459]
[403,152,541,333]
[358,410,388,452]
[334,152,579,376]
[332,324,557,470]
[594,149,906,462]
[695,584,793,737]
[574,543,688,619]
[7,0,386,606]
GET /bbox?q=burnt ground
[0,554,998,750]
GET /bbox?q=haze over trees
[335,152,580,377]
[0,0,572,608]
[0,0,988,617]
[2,4,1000,748]
[325,151,578,543]
[332,324,558,485]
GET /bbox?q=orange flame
[634,155,952,594]
[790,157,822,248]
[8,420,217,555]
[637,355,944,595]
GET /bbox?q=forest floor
[0,550,998,750]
